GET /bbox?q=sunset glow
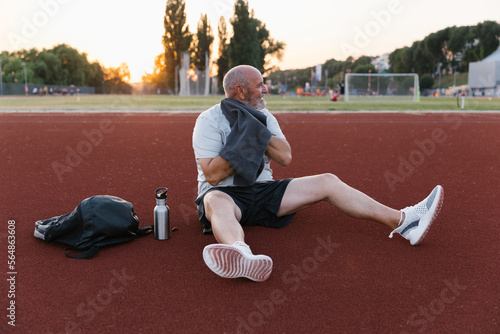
[1,0,499,82]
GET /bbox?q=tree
[228,0,260,68]
[216,16,230,94]
[33,51,62,84]
[472,20,500,59]
[0,44,106,92]
[323,58,347,89]
[163,0,193,93]
[2,56,24,84]
[411,41,434,74]
[51,44,88,86]
[193,14,214,72]
[142,53,167,93]
[87,61,105,94]
[419,75,434,91]
[103,63,132,94]
[228,0,285,73]
[389,47,410,73]
[255,21,286,73]
[447,26,470,54]
[424,28,450,71]
[353,63,377,73]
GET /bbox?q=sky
[1,0,499,83]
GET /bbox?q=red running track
[1,112,499,333]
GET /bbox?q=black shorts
[195,179,295,234]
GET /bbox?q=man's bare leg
[277,173,401,229]
[202,190,273,282]
[203,190,244,245]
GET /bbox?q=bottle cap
[155,187,168,199]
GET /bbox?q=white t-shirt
[192,103,286,197]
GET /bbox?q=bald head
[222,65,268,110]
[223,65,267,110]
[223,65,260,98]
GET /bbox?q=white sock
[233,241,252,252]
[398,211,405,226]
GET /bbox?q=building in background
[468,47,500,97]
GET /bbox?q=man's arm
[198,156,234,186]
[199,135,290,186]
[266,135,292,166]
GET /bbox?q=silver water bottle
[154,187,170,240]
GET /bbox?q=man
[192,65,444,282]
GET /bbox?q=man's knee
[204,191,240,220]
[204,191,226,212]
[320,173,340,184]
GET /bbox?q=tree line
[0,44,132,94]
[142,0,285,94]
[2,2,497,96]
[267,56,377,94]
[268,20,500,92]
[390,21,500,75]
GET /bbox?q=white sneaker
[203,241,273,282]
[389,185,444,245]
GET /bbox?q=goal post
[345,73,419,102]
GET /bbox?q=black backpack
[34,195,153,259]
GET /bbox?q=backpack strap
[137,225,154,237]
[64,245,100,260]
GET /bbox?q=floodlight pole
[437,63,442,96]
[453,66,457,90]
[22,62,27,96]
[368,69,371,94]
[324,69,328,91]
[0,59,3,96]
[345,73,349,102]
[414,74,419,102]
[175,65,179,95]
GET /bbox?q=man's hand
[266,136,292,166]
[198,156,234,186]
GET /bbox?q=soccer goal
[345,73,419,102]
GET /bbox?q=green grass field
[0,94,499,111]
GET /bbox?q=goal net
[345,73,419,102]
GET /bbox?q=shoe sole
[410,185,444,245]
[203,244,273,282]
